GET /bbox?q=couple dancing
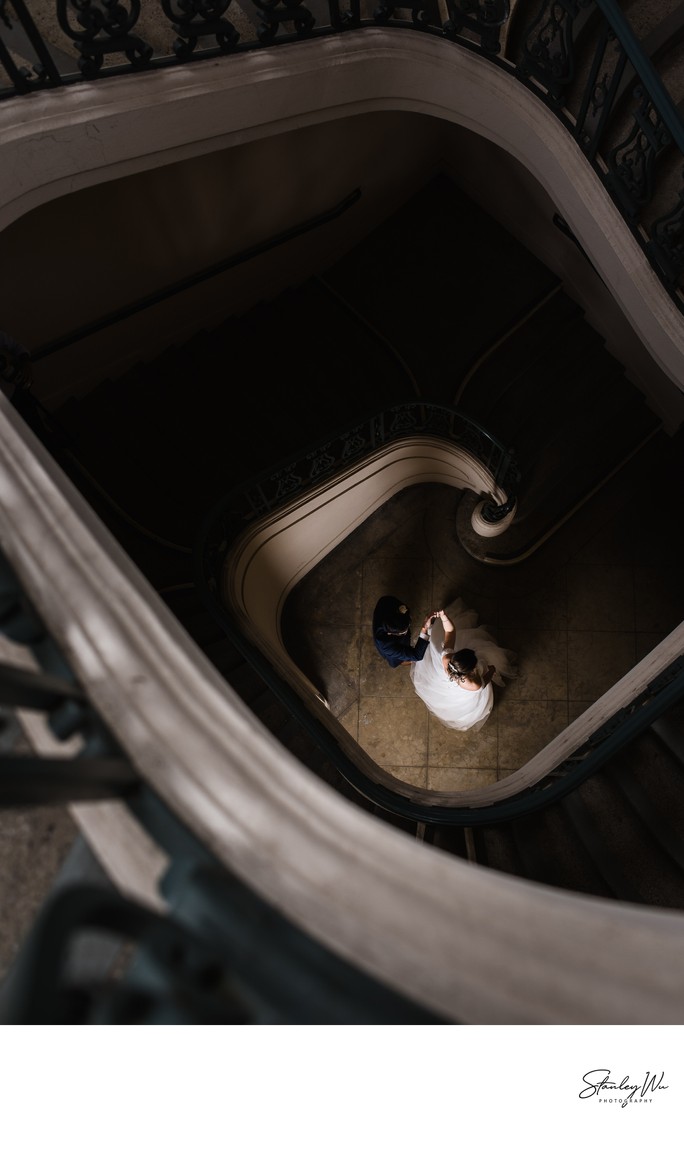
[372,594,516,732]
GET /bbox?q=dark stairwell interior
[9,170,684,941]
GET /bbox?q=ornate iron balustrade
[2,377,676,839]
[0,864,444,1023]
[1,401,683,1021]
[0,0,509,93]
[198,401,519,551]
[0,549,140,804]
[515,0,684,295]
[2,1,684,311]
[0,537,442,1023]
[194,402,684,830]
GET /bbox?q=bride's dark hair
[446,647,480,684]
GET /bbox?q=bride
[410,599,517,732]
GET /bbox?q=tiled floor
[282,431,684,791]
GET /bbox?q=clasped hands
[421,608,452,631]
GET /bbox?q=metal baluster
[648,179,684,287]
[606,86,671,219]
[443,0,510,54]
[56,0,153,78]
[160,0,240,60]
[575,20,627,158]
[252,0,316,43]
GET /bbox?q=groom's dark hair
[383,602,411,633]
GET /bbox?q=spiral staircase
[0,1,683,1024]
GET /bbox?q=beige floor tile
[426,712,498,770]
[496,699,569,769]
[0,806,78,982]
[500,628,567,701]
[567,564,635,631]
[570,512,637,566]
[613,490,684,568]
[498,571,568,630]
[635,631,669,661]
[295,560,362,629]
[382,765,428,788]
[568,631,636,700]
[282,475,683,788]
[306,625,360,715]
[633,567,684,633]
[337,701,359,739]
[357,695,428,766]
[568,701,592,724]
[359,632,418,696]
[427,766,499,791]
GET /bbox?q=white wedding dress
[410,597,517,732]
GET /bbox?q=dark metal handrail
[512,1,684,292]
[593,0,684,156]
[30,188,361,362]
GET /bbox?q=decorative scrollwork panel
[442,0,510,55]
[214,404,518,543]
[607,86,671,219]
[574,23,627,158]
[252,0,316,44]
[0,0,64,93]
[160,0,240,59]
[648,182,684,289]
[518,0,588,100]
[56,0,154,78]
[374,0,442,32]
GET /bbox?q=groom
[372,596,436,668]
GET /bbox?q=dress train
[410,597,517,732]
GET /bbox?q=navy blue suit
[373,596,430,668]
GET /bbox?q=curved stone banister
[2,390,684,1022]
[2,1,684,317]
[1,30,682,396]
[216,429,684,811]
[1,10,684,1022]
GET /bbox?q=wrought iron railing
[194,399,684,827]
[2,2,684,308]
[197,402,518,537]
[0,855,445,1022]
[0,539,442,1023]
[0,550,140,804]
[1,410,683,1019]
[513,0,684,295]
[2,398,679,836]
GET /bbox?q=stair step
[563,769,684,908]
[324,172,560,400]
[423,824,471,859]
[459,290,584,417]
[472,823,525,876]
[476,321,608,439]
[510,802,616,898]
[604,735,684,873]
[515,401,658,520]
[508,356,630,463]
[522,366,644,459]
